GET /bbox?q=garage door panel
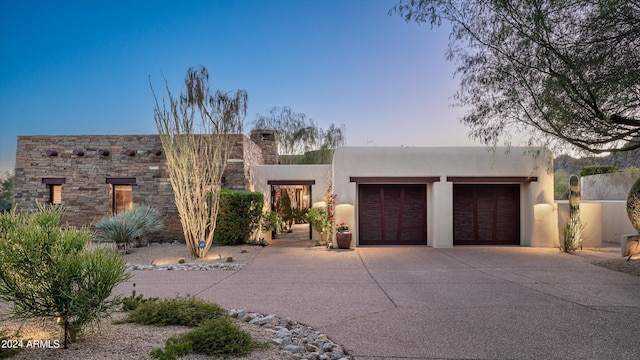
[360,186,382,242]
[359,184,426,245]
[400,187,426,242]
[383,187,401,241]
[454,184,520,245]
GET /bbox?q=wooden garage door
[358,184,427,245]
[453,184,520,245]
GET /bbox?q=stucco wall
[581,172,639,200]
[332,147,556,248]
[557,200,636,245]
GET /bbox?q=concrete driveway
[121,240,640,359]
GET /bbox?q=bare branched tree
[253,106,346,164]
[151,66,247,258]
[392,0,640,154]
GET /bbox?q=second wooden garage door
[453,184,520,245]
[358,184,427,245]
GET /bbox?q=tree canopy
[392,0,640,154]
[252,106,346,164]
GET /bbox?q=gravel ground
[123,241,264,267]
[3,242,638,359]
[1,243,283,359]
[591,257,640,276]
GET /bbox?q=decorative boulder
[627,177,640,234]
[624,236,640,257]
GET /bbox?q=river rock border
[127,263,242,271]
[229,309,352,360]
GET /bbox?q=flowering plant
[336,222,349,232]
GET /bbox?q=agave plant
[95,205,163,253]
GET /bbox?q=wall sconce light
[124,149,136,156]
[98,149,110,156]
[45,149,58,157]
[150,149,162,156]
[72,149,84,156]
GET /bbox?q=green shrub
[307,206,331,236]
[119,283,158,312]
[0,330,22,358]
[627,177,640,234]
[279,188,294,231]
[121,295,227,327]
[262,210,282,233]
[0,205,130,347]
[214,190,264,245]
[150,337,192,360]
[151,317,263,359]
[554,170,570,200]
[579,165,617,177]
[293,208,309,223]
[94,205,163,252]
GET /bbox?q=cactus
[563,175,582,252]
[627,177,640,234]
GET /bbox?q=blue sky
[0,0,481,173]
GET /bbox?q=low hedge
[579,165,617,177]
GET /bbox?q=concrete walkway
[119,237,640,359]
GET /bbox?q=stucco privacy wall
[557,201,636,245]
[14,133,274,242]
[332,147,556,248]
[250,165,332,241]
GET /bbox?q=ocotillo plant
[563,174,582,252]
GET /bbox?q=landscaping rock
[229,309,353,360]
[624,236,640,257]
[126,263,242,271]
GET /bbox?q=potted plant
[335,221,351,249]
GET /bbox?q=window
[105,178,136,214]
[42,178,66,205]
[112,185,132,214]
[49,185,62,205]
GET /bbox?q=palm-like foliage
[95,205,163,252]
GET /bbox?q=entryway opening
[267,180,315,240]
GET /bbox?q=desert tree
[151,66,247,258]
[317,123,347,164]
[252,106,346,164]
[0,171,13,212]
[391,0,640,154]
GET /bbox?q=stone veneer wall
[221,134,263,190]
[14,133,271,242]
[250,129,279,165]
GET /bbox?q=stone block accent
[14,132,277,242]
[250,129,279,165]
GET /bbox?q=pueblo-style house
[14,131,558,248]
